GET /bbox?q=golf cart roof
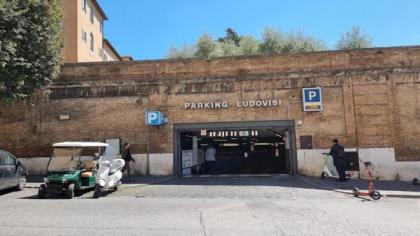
[52,142,109,147]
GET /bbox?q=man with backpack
[329,139,347,182]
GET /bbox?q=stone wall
[1,46,420,171]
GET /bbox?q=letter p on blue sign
[303,87,323,111]
[146,111,166,126]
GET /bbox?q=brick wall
[1,46,420,161]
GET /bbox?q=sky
[99,0,420,60]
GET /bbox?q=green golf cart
[38,142,108,199]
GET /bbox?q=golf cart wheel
[321,172,325,179]
[38,184,47,199]
[93,185,102,198]
[370,190,381,200]
[66,183,75,199]
[15,175,27,191]
[352,187,360,197]
[413,178,419,185]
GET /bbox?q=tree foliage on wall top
[166,26,374,59]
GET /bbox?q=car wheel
[370,190,381,200]
[66,183,75,199]
[38,184,47,199]
[15,175,27,191]
[93,184,102,198]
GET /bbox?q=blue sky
[99,0,420,60]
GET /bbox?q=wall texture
[1,46,420,172]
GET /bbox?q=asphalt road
[0,176,419,236]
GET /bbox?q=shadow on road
[304,176,420,193]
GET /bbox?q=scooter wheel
[93,185,102,198]
[370,190,381,200]
[352,187,359,197]
[321,172,325,179]
[413,178,419,185]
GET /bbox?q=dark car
[0,150,28,191]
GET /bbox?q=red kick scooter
[352,161,381,200]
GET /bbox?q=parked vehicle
[0,150,28,191]
[352,161,381,200]
[93,153,125,198]
[320,153,350,181]
[38,142,108,199]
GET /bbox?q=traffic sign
[145,111,167,126]
[302,87,323,111]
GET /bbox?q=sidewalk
[26,175,175,188]
[300,176,420,199]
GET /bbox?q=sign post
[302,87,323,112]
[145,111,167,175]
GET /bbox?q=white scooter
[320,153,350,180]
[93,156,125,198]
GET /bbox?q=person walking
[205,145,217,173]
[329,139,346,182]
[122,142,135,178]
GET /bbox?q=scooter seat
[81,171,93,178]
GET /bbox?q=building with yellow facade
[62,0,127,62]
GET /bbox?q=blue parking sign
[302,87,323,111]
[146,111,166,126]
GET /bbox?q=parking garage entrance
[173,121,297,176]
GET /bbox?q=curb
[121,176,176,187]
[298,176,420,199]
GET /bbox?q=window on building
[82,0,87,12]
[90,33,94,52]
[82,30,87,42]
[100,21,103,33]
[90,7,94,23]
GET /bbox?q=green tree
[260,27,326,55]
[211,41,240,57]
[238,36,260,56]
[218,28,241,46]
[166,27,326,59]
[0,0,63,101]
[259,28,284,54]
[166,44,196,59]
[194,33,216,58]
[336,26,373,50]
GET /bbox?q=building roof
[91,0,108,20]
[103,38,122,61]
[121,56,134,61]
